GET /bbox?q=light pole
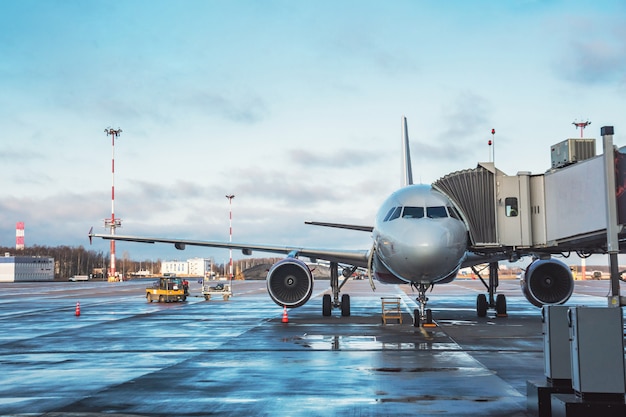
[226,194,235,281]
[573,120,591,138]
[104,127,122,282]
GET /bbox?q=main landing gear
[322,261,352,317]
[472,262,507,318]
[412,282,435,327]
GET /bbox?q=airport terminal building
[0,254,55,282]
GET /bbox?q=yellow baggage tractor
[146,276,187,303]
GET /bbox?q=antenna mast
[572,120,591,138]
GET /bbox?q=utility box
[543,305,572,382]
[551,138,596,169]
[569,306,625,396]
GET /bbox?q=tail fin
[401,116,413,187]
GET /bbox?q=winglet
[402,116,413,187]
[88,227,93,245]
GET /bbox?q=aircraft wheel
[425,308,433,324]
[477,294,488,317]
[322,294,332,316]
[413,309,420,327]
[341,294,350,317]
[495,294,507,316]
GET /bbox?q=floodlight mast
[104,127,122,282]
[573,120,591,138]
[226,194,235,281]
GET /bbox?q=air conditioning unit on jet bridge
[550,138,596,169]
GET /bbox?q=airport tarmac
[0,277,623,416]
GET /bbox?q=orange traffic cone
[75,301,81,317]
[281,305,288,323]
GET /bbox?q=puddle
[286,334,460,351]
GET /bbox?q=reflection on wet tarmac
[0,279,620,416]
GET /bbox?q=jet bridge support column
[601,126,625,307]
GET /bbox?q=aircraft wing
[88,231,371,268]
[304,221,374,232]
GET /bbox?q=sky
[1,0,626,267]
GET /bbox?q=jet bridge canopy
[432,163,498,246]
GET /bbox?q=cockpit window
[388,206,402,221]
[426,206,448,218]
[385,205,454,221]
[402,206,424,219]
[447,206,461,220]
[383,207,396,222]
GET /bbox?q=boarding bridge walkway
[433,155,626,257]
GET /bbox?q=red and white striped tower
[16,222,24,250]
[104,127,122,282]
[226,194,235,280]
[572,120,591,138]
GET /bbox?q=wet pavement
[0,278,621,416]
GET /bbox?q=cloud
[0,148,46,164]
[562,38,626,84]
[288,148,382,168]
[554,18,626,88]
[410,92,492,164]
[184,90,270,124]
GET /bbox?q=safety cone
[281,305,288,323]
[75,301,81,317]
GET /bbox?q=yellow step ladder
[381,297,403,324]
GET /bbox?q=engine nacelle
[266,258,314,308]
[521,258,574,307]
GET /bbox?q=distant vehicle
[68,275,89,282]
[202,277,232,301]
[146,276,186,303]
[592,270,603,280]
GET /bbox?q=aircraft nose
[394,220,466,280]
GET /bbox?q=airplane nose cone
[383,219,467,281]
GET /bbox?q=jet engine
[266,258,314,308]
[520,258,574,307]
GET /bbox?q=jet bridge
[433,162,535,249]
[432,137,626,254]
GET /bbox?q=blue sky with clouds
[1,0,626,265]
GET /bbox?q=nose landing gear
[412,283,435,327]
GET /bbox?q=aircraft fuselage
[372,184,468,285]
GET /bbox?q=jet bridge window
[505,197,518,217]
[402,206,424,219]
[426,206,448,218]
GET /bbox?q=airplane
[89,117,575,325]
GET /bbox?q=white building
[161,258,213,277]
[0,254,54,282]
[161,260,189,276]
